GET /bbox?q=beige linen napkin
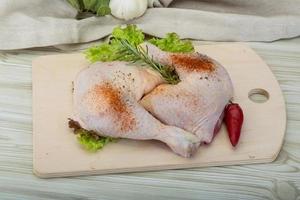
[1,0,300,50]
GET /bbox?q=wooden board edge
[33,156,277,179]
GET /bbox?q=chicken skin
[73,61,200,157]
[140,43,234,143]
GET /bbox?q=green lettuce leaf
[149,33,194,53]
[85,41,120,62]
[67,0,111,16]
[85,25,195,63]
[85,25,144,62]
[83,0,97,11]
[68,119,116,152]
[95,0,111,16]
[76,129,116,152]
[111,25,145,45]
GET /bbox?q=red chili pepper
[224,102,244,147]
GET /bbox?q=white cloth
[1,0,300,50]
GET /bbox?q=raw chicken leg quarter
[140,42,234,144]
[73,61,200,157]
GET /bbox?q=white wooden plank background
[0,37,299,199]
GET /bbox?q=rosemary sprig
[118,39,180,85]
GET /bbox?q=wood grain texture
[0,37,300,199]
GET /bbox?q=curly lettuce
[149,33,194,53]
[85,25,195,63]
[111,25,145,46]
[68,119,116,152]
[85,41,120,62]
[67,0,111,16]
[85,25,145,63]
[77,129,116,152]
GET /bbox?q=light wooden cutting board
[32,43,286,178]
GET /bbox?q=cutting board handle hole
[248,88,269,103]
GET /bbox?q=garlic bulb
[109,0,148,20]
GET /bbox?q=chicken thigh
[140,43,234,143]
[73,61,200,157]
